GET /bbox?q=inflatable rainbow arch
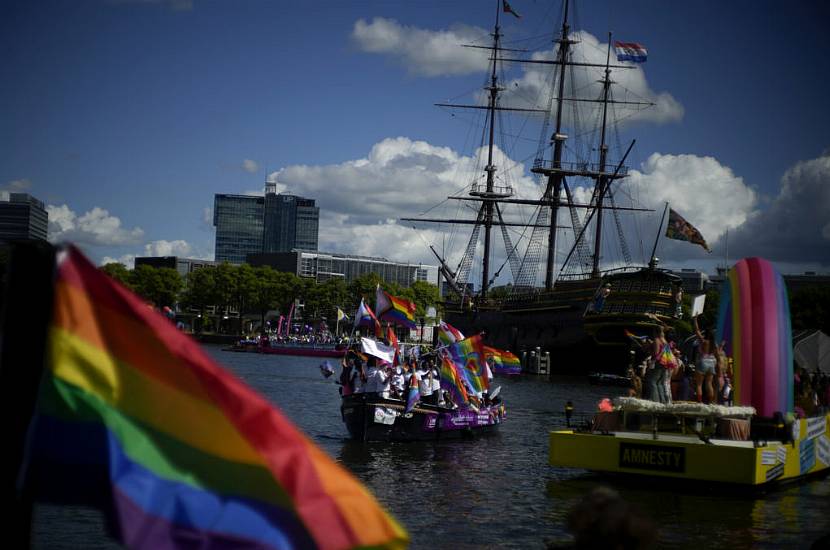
[716,257,793,417]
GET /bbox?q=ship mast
[478,0,503,295]
[541,0,572,290]
[592,34,613,278]
[403,0,653,297]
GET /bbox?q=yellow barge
[549,398,830,486]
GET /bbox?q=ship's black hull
[443,268,683,375]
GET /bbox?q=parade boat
[224,338,347,358]
[550,258,830,487]
[549,399,830,488]
[339,335,506,442]
[258,341,347,358]
[341,393,505,442]
[402,1,686,372]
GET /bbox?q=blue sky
[2,0,829,282]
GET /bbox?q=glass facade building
[214,194,264,264]
[262,194,319,253]
[214,189,319,263]
[0,193,48,241]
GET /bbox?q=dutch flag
[614,41,647,63]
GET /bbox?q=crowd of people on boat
[625,316,830,416]
[336,346,498,410]
[625,315,733,406]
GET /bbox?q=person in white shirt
[378,365,392,399]
[416,362,434,403]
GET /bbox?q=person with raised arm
[693,315,716,403]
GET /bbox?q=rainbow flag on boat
[375,286,417,329]
[444,334,490,395]
[22,245,408,550]
[483,345,522,375]
[439,355,469,407]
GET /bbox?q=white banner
[374,406,397,425]
[691,294,706,317]
[806,416,826,440]
[817,435,830,467]
[777,445,787,464]
[361,337,396,363]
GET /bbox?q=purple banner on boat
[422,407,502,432]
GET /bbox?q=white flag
[361,337,396,363]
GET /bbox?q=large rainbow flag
[445,335,489,395]
[483,345,522,375]
[375,287,417,329]
[23,246,408,550]
[439,355,469,407]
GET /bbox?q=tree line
[100,262,441,334]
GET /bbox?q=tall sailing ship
[403,1,683,372]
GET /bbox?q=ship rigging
[402,0,656,302]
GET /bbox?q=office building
[213,194,265,264]
[214,184,319,263]
[247,250,437,288]
[0,193,48,241]
[134,256,216,279]
[263,182,319,253]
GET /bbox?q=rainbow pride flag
[24,246,408,550]
[446,335,489,394]
[437,320,464,346]
[483,345,522,375]
[439,355,469,407]
[376,287,417,329]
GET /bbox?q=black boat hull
[443,268,683,374]
[340,394,504,442]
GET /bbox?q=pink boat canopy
[716,258,794,416]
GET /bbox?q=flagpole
[649,202,669,268]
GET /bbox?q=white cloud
[626,153,757,245]
[143,239,192,257]
[264,137,544,278]
[352,17,490,76]
[269,136,538,227]
[500,32,683,126]
[352,19,682,125]
[242,159,259,173]
[728,151,830,265]
[266,138,828,285]
[46,204,145,246]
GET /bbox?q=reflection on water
[31,345,830,549]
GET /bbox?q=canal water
[33,345,830,548]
